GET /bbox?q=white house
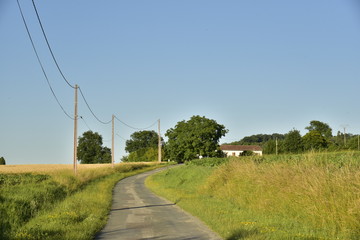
[220,145,263,156]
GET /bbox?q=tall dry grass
[0,162,156,174]
[0,162,158,191]
[202,152,360,238]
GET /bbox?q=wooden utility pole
[112,114,115,168]
[158,119,161,162]
[358,135,359,151]
[343,127,347,147]
[275,137,278,155]
[73,84,78,175]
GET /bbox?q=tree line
[226,120,359,154]
[122,115,227,163]
[75,117,359,164]
[77,115,226,164]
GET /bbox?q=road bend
[95,166,222,240]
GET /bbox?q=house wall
[223,150,263,157]
[253,151,263,156]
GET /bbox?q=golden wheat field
[0,162,157,174]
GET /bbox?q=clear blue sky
[1,0,360,165]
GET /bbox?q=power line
[114,116,158,130]
[78,86,112,125]
[16,0,74,120]
[31,0,75,89]
[116,133,127,141]
[80,116,92,131]
[19,0,159,132]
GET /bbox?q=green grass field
[0,163,164,240]
[146,152,360,240]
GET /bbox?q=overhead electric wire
[80,116,92,131]
[19,0,159,131]
[116,133,127,141]
[31,0,111,125]
[78,86,112,125]
[114,116,157,130]
[31,0,75,89]
[16,0,74,120]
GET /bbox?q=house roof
[220,145,262,151]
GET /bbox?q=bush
[127,147,164,162]
[0,157,5,165]
[240,150,254,156]
[120,155,129,162]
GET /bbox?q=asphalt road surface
[95,166,222,240]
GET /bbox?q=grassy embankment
[146,152,360,240]
[0,162,165,240]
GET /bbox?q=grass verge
[146,152,360,240]
[1,163,165,240]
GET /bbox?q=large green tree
[77,131,111,164]
[305,120,332,140]
[0,157,5,165]
[302,130,328,150]
[165,115,228,163]
[125,130,160,153]
[284,129,304,153]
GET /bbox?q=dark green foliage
[222,120,357,155]
[99,147,112,163]
[240,150,254,156]
[346,135,360,150]
[125,130,161,153]
[0,157,5,165]
[262,139,285,154]
[121,155,129,162]
[228,133,285,146]
[165,115,228,163]
[235,121,335,154]
[305,120,332,140]
[77,131,111,164]
[329,131,357,150]
[124,130,163,162]
[284,129,304,153]
[263,139,276,154]
[303,130,328,150]
[127,147,163,162]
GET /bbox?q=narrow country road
[95,166,222,240]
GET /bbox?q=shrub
[240,150,254,156]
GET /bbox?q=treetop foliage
[305,120,332,139]
[228,133,285,146]
[77,131,111,164]
[125,130,161,153]
[0,157,5,165]
[165,115,228,162]
[283,129,304,153]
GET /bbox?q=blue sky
[1,0,360,165]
